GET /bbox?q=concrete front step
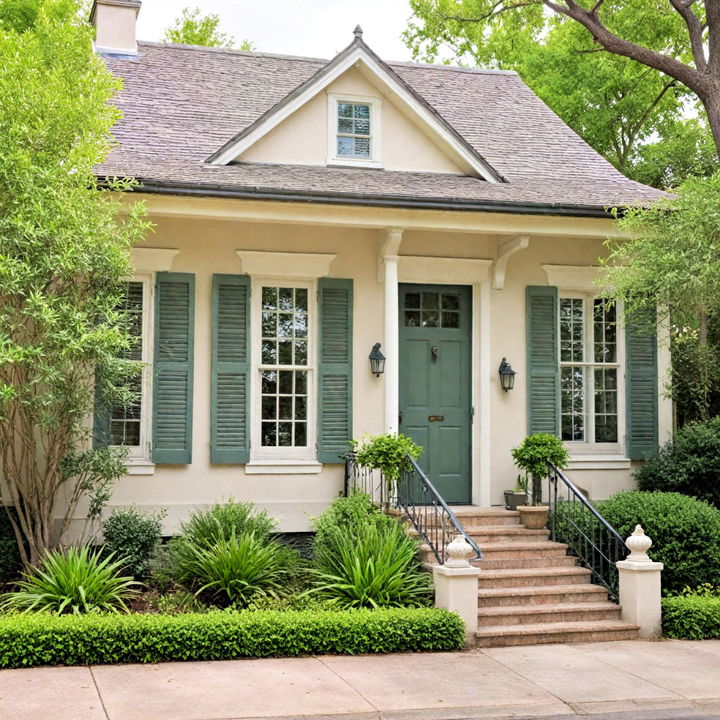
[446,507,522,526]
[465,526,550,543]
[477,584,609,607]
[475,619,639,647]
[477,601,622,627]
[477,566,591,589]
[474,541,569,560]
[476,555,578,570]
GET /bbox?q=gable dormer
[207,29,502,181]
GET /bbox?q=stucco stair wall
[416,506,639,647]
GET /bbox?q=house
[86,0,671,536]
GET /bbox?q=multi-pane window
[336,102,371,159]
[260,286,309,448]
[560,297,620,445]
[403,291,460,328]
[110,281,146,448]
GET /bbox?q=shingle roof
[98,41,664,214]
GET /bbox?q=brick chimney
[90,0,141,57]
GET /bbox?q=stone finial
[625,524,653,562]
[353,25,363,39]
[445,535,474,568]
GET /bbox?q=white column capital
[381,228,404,257]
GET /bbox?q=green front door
[399,284,472,504]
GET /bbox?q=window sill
[245,461,322,475]
[125,458,156,475]
[566,456,631,471]
[327,158,383,170]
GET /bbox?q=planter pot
[517,505,549,530]
[503,491,528,511]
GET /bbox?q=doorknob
[430,345,438,363]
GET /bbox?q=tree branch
[669,0,707,71]
[439,0,541,24]
[707,0,720,77]
[542,0,712,97]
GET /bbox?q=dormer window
[337,103,371,158]
[327,94,382,168]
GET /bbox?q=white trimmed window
[559,295,624,452]
[327,94,382,167]
[110,275,153,461]
[251,280,316,461]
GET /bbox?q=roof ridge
[136,40,328,64]
[135,40,518,77]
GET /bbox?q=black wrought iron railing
[547,462,627,600]
[344,452,482,565]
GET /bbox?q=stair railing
[344,452,482,564]
[547,461,627,600]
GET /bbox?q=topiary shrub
[102,506,165,580]
[511,433,569,504]
[595,491,720,593]
[635,417,720,508]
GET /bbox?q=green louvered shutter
[152,272,195,464]
[526,285,560,435]
[626,309,658,460]
[317,278,353,463]
[211,274,250,464]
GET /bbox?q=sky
[136,0,417,61]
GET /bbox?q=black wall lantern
[498,357,516,392]
[369,343,386,377]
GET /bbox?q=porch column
[382,229,403,434]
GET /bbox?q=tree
[0,0,150,565]
[601,172,720,422]
[163,6,254,50]
[405,1,720,181]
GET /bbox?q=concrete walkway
[2,640,720,720]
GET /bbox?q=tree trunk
[701,88,720,159]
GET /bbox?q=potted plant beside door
[511,433,569,529]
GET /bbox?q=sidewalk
[2,639,720,720]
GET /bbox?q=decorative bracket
[377,228,404,283]
[492,235,529,290]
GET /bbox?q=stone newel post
[433,535,481,647]
[616,525,664,639]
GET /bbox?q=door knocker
[430,345,438,363]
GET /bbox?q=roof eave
[102,176,624,218]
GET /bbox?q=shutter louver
[526,285,560,435]
[211,274,250,464]
[152,272,195,464]
[626,309,659,460]
[317,278,353,463]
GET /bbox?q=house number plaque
[428,415,444,422]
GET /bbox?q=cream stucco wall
[63,199,672,536]
[241,67,465,174]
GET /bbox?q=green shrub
[102,506,165,579]
[596,491,720,592]
[178,499,275,549]
[662,595,720,639]
[0,608,464,668]
[0,546,140,614]
[312,491,395,559]
[635,417,720,507]
[310,521,430,609]
[173,531,297,608]
[0,510,21,587]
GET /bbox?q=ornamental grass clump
[0,546,140,615]
[309,521,431,609]
[309,492,431,609]
[173,531,296,608]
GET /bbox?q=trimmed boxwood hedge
[662,596,720,640]
[0,608,464,668]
